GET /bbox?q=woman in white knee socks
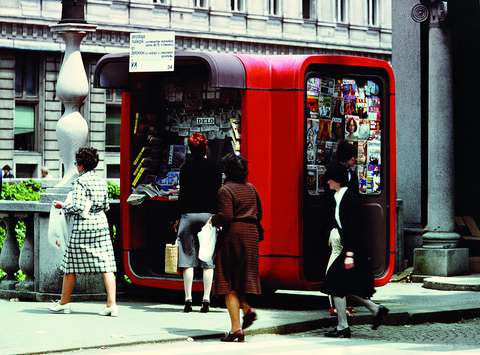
[176,133,222,312]
[322,163,389,338]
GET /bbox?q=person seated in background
[2,164,14,179]
[41,166,49,179]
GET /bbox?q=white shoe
[99,305,119,317]
[48,301,71,314]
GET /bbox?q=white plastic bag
[198,222,217,263]
[47,205,70,251]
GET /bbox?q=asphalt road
[58,317,480,355]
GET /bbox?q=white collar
[334,187,348,203]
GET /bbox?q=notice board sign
[129,31,175,73]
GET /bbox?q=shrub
[107,181,120,200]
[0,180,42,280]
[1,179,42,201]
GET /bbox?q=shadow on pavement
[119,285,331,311]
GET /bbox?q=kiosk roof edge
[93,51,246,90]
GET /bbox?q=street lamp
[60,0,87,23]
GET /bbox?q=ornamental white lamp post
[50,0,96,186]
[39,0,104,295]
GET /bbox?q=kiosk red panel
[95,52,396,292]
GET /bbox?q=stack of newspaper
[126,183,179,205]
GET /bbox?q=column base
[422,231,461,249]
[413,248,469,276]
[15,279,34,292]
[0,280,17,290]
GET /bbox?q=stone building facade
[0,0,391,179]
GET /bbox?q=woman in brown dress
[210,153,262,342]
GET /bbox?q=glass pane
[15,105,35,133]
[24,58,38,96]
[14,105,36,151]
[303,0,310,19]
[107,164,120,178]
[372,0,377,25]
[15,164,36,178]
[15,59,23,97]
[114,89,123,102]
[305,75,382,196]
[106,105,121,151]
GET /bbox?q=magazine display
[305,75,383,196]
[131,80,241,199]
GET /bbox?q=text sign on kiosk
[129,31,175,73]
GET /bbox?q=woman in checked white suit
[49,147,118,316]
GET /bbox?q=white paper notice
[129,32,175,73]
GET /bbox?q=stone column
[414,1,469,276]
[17,215,34,291]
[0,215,20,290]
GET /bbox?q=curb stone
[21,307,480,355]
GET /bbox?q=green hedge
[0,180,41,280]
[107,181,120,200]
[0,180,120,281]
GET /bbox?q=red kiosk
[94,52,396,292]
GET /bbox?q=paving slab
[1,282,480,355]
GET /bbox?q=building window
[231,0,245,12]
[106,89,122,152]
[336,0,348,23]
[193,0,207,8]
[303,0,312,19]
[268,0,280,16]
[107,164,120,179]
[367,0,378,26]
[15,55,39,151]
[16,164,37,178]
[153,0,168,4]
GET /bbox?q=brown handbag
[164,242,179,274]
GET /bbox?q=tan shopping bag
[164,243,179,274]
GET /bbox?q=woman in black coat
[322,163,389,338]
[177,133,222,313]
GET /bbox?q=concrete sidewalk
[1,282,480,355]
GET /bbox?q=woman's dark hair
[75,147,99,172]
[188,133,208,156]
[346,117,358,132]
[324,162,348,187]
[336,140,356,163]
[222,153,248,183]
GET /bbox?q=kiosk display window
[130,78,241,201]
[305,75,383,195]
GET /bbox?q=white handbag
[197,222,217,263]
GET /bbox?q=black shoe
[242,310,258,330]
[183,300,192,313]
[200,300,210,313]
[221,329,245,342]
[324,327,351,338]
[372,305,389,330]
